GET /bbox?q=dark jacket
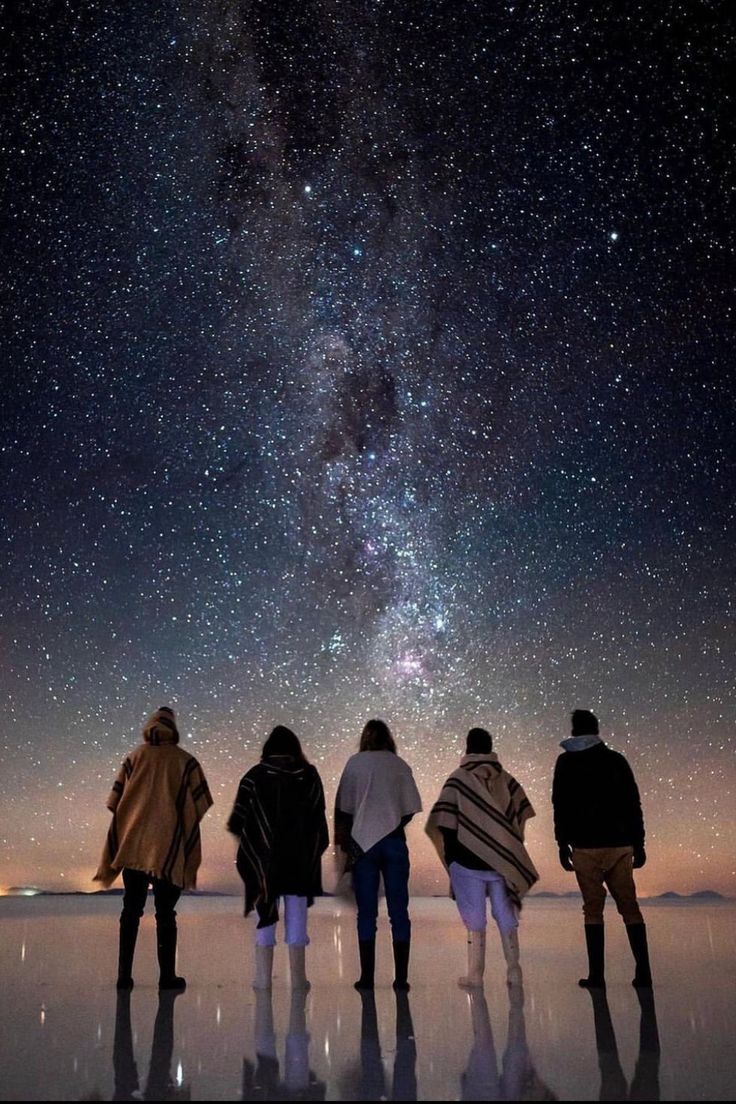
[227,755,329,927]
[552,741,645,849]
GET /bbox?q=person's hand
[633,845,647,869]
[558,845,574,872]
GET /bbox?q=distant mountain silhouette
[641,890,729,902]
[3,887,236,897]
[529,889,729,902]
[529,890,583,898]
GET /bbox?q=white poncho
[335,750,422,854]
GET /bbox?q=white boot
[253,944,274,991]
[458,929,486,988]
[288,945,310,991]
[501,928,523,986]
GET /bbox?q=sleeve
[403,764,423,815]
[334,762,355,815]
[189,759,214,822]
[439,826,458,866]
[508,774,535,840]
[311,768,330,855]
[551,756,571,846]
[334,808,354,853]
[227,774,251,837]
[424,780,458,872]
[621,758,645,847]
[106,757,132,812]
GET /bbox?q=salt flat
[0,895,734,1101]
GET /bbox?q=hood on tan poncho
[94,709,213,890]
[426,753,539,906]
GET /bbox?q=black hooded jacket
[552,741,645,849]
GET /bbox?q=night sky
[2,1,734,895]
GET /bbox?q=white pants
[255,895,310,947]
[449,863,519,935]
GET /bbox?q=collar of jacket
[559,734,603,753]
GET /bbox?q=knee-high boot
[392,939,411,992]
[579,924,605,989]
[354,939,376,991]
[458,929,486,989]
[253,944,274,990]
[500,928,523,986]
[626,922,653,988]
[117,916,140,991]
[156,918,186,991]
[288,945,310,991]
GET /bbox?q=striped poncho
[426,753,539,907]
[94,709,213,890]
[227,755,329,927]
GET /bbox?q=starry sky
[2,1,734,896]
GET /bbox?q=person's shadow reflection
[339,991,417,1101]
[242,989,326,1101]
[113,990,190,1101]
[587,989,661,1102]
[462,986,557,1101]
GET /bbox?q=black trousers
[121,868,181,923]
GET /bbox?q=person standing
[227,725,329,991]
[335,719,422,992]
[552,709,653,988]
[94,706,213,990]
[426,727,538,988]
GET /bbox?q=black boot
[117,917,139,991]
[354,939,376,991]
[579,924,605,989]
[392,940,411,992]
[156,919,186,991]
[626,922,653,988]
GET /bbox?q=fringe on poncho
[227,756,329,927]
[94,709,213,890]
[426,753,539,908]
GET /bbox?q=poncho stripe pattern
[426,754,539,908]
[227,758,329,928]
[94,713,213,891]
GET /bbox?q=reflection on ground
[0,897,733,1100]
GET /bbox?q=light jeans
[255,895,310,947]
[449,862,519,935]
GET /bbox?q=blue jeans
[353,835,411,942]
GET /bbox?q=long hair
[262,725,308,762]
[359,718,396,753]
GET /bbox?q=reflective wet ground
[0,896,734,1100]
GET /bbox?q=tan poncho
[426,753,538,906]
[94,709,213,890]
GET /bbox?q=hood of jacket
[559,734,603,753]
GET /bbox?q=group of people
[95,707,653,994]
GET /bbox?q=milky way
[2,1,734,893]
